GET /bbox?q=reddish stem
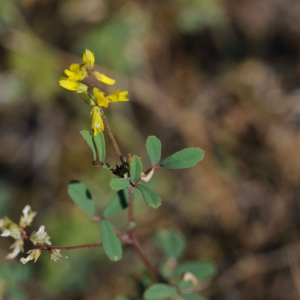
[41,243,102,251]
[87,69,94,88]
[127,184,161,281]
[130,232,161,281]
[128,184,135,224]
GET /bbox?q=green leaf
[68,180,95,216]
[176,260,216,280]
[110,178,130,191]
[146,136,161,165]
[155,228,186,259]
[130,155,143,182]
[161,148,204,169]
[143,284,177,300]
[103,188,141,218]
[100,219,122,261]
[80,130,96,162]
[94,131,106,163]
[181,294,208,300]
[136,184,161,208]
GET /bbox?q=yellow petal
[92,70,115,85]
[59,77,88,93]
[92,87,109,108]
[59,77,79,91]
[82,49,95,69]
[90,107,104,135]
[64,64,86,81]
[107,89,129,102]
[118,91,129,101]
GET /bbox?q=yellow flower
[92,70,115,85]
[107,89,129,102]
[59,77,88,93]
[64,63,87,81]
[20,249,42,264]
[82,49,95,69]
[92,87,109,108]
[90,106,104,135]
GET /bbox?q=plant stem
[128,184,135,224]
[130,232,161,281]
[93,162,116,173]
[41,243,102,251]
[100,109,123,163]
[127,184,161,281]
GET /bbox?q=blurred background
[1,0,300,299]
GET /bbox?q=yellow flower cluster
[59,49,129,135]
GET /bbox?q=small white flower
[30,225,51,245]
[6,239,24,259]
[19,205,36,228]
[20,249,42,264]
[0,217,21,239]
